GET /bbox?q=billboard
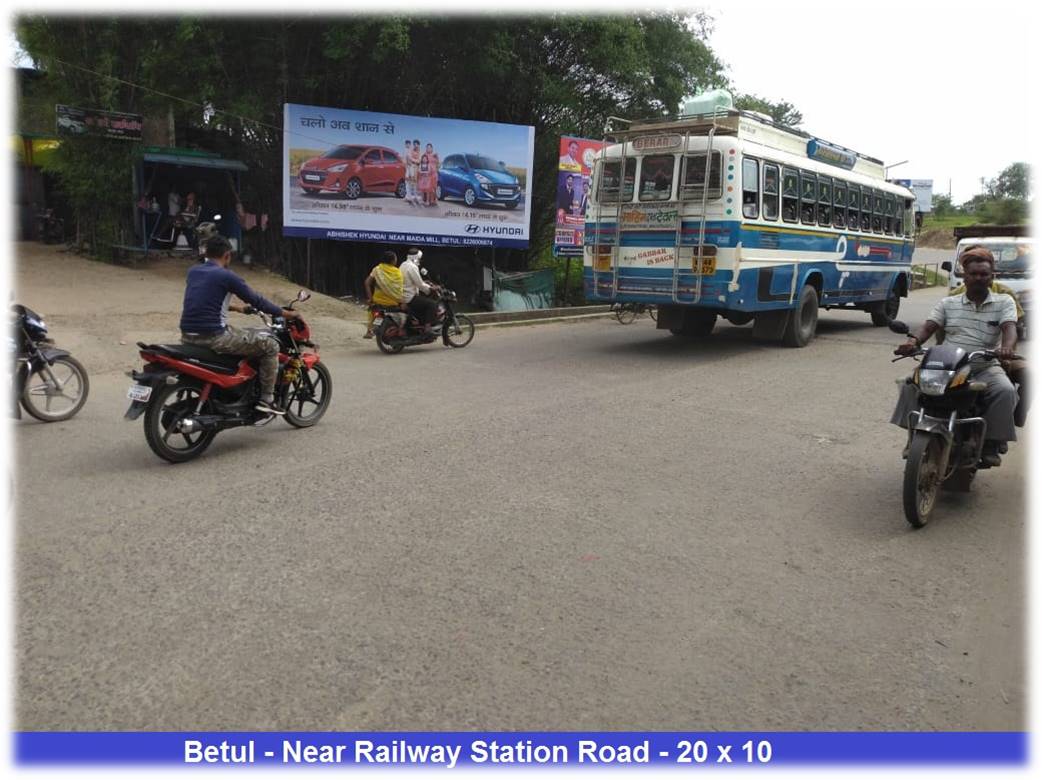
[893,178,934,213]
[283,103,535,248]
[553,136,604,257]
[55,104,143,141]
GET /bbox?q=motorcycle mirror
[888,320,910,335]
[420,268,429,277]
[297,290,311,302]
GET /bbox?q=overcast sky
[7,1,1036,205]
[703,0,1034,205]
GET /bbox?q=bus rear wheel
[782,285,819,347]
[871,289,901,327]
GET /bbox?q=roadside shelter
[134,147,248,253]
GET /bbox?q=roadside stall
[134,147,247,254]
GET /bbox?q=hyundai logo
[465,224,481,233]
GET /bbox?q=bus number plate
[692,257,716,275]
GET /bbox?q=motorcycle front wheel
[283,361,332,428]
[903,432,944,528]
[143,382,216,463]
[442,314,475,348]
[20,355,90,422]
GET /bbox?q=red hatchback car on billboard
[299,145,407,199]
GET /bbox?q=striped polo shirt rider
[926,289,1018,354]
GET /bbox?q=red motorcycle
[125,291,331,463]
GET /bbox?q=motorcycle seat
[138,342,246,374]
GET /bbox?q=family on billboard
[283,103,535,249]
[554,136,604,255]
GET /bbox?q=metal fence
[910,262,944,289]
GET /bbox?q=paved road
[16,287,1024,731]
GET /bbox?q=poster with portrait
[553,136,603,257]
[283,103,535,248]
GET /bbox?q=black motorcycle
[371,287,475,354]
[11,304,89,422]
[889,320,1022,528]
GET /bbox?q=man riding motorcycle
[890,246,1019,468]
[399,247,440,335]
[179,235,300,415]
[946,247,1028,426]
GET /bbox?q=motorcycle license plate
[127,384,152,402]
[372,316,384,327]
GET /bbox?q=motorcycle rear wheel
[20,355,90,422]
[143,383,216,463]
[283,361,332,428]
[443,314,475,348]
[903,432,943,528]
[375,320,405,354]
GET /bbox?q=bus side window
[817,176,832,226]
[860,190,872,232]
[680,152,722,201]
[800,170,817,224]
[904,199,915,236]
[833,182,847,229]
[847,184,860,232]
[638,154,676,202]
[884,194,897,235]
[762,163,779,221]
[781,167,798,223]
[872,190,884,233]
[742,158,759,219]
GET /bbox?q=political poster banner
[283,103,535,248]
[553,136,603,257]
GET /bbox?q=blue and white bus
[583,93,916,346]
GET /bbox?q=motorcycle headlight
[916,368,955,396]
[328,164,349,173]
[947,365,971,390]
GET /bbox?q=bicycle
[611,302,657,324]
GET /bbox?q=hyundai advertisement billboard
[283,103,535,248]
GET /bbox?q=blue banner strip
[282,226,529,250]
[14,732,1027,767]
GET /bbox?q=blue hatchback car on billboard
[436,153,522,209]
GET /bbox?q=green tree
[733,93,803,127]
[931,193,954,217]
[17,15,727,276]
[990,162,1031,201]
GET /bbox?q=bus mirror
[941,261,952,272]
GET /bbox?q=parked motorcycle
[125,291,331,463]
[371,286,475,354]
[12,303,89,422]
[889,320,1022,528]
